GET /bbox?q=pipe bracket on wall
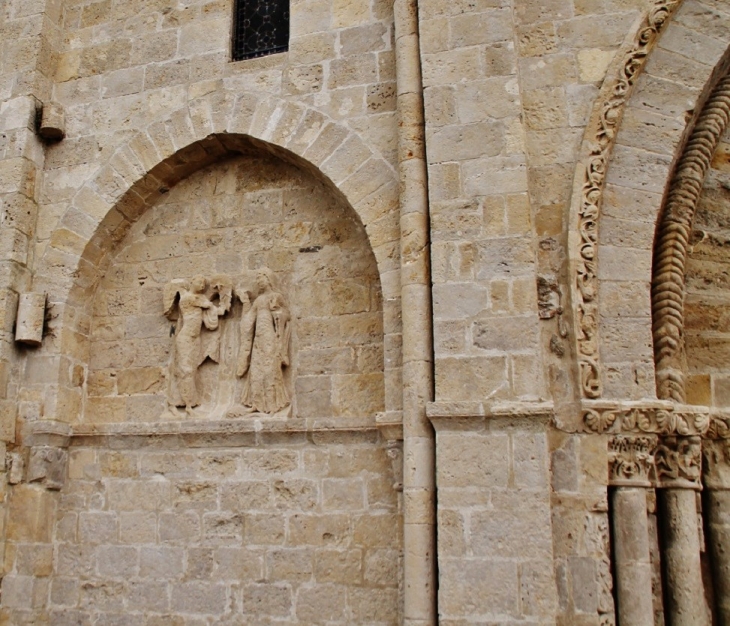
[38,102,65,141]
[15,292,46,346]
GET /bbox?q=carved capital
[703,438,730,490]
[608,435,655,487]
[655,436,702,490]
[708,413,730,439]
[6,451,24,485]
[27,445,68,490]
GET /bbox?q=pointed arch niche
[79,136,385,425]
[14,134,403,624]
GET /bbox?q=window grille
[232,0,289,61]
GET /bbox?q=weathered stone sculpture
[236,268,291,415]
[164,275,231,412]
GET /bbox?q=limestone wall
[2,429,401,624]
[79,151,383,424]
[2,0,730,623]
[433,414,557,625]
[41,0,397,267]
[422,0,649,405]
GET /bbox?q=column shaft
[706,489,730,623]
[612,487,655,626]
[659,488,711,626]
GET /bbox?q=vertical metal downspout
[393,0,436,623]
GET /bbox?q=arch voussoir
[652,72,730,402]
[569,0,730,401]
[31,91,399,351]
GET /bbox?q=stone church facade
[0,0,729,623]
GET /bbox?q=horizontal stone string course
[69,417,385,449]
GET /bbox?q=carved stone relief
[6,451,24,485]
[580,404,730,491]
[235,268,291,416]
[27,446,68,490]
[655,436,702,489]
[598,436,707,490]
[584,513,615,622]
[164,268,292,417]
[608,435,655,487]
[703,438,730,490]
[582,403,709,436]
[164,275,232,413]
[86,153,384,425]
[537,274,567,356]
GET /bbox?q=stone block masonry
[3,426,402,624]
[1,0,730,623]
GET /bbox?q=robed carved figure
[164,275,231,412]
[237,269,292,415]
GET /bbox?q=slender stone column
[393,0,436,622]
[608,436,655,626]
[612,489,655,625]
[703,438,730,623]
[656,436,711,626]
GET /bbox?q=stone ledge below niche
[426,401,554,431]
[22,419,71,448]
[64,416,380,449]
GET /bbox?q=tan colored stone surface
[2,0,730,624]
[33,436,400,624]
[75,152,384,423]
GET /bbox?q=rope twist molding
[652,74,730,402]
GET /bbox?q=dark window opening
[232,0,289,61]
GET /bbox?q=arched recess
[7,93,407,624]
[575,0,730,402]
[20,135,404,624]
[652,71,730,403]
[24,94,401,424]
[644,62,730,626]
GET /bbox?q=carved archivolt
[573,0,680,399]
[652,73,730,403]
